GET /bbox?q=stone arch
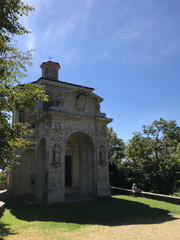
[65,131,95,199]
[21,147,35,155]
[36,137,46,201]
[65,129,94,147]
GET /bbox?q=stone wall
[111,186,180,205]
[0,202,5,218]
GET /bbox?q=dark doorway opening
[65,156,72,187]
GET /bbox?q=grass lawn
[1,194,180,240]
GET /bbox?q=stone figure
[49,93,65,111]
[75,93,87,111]
[97,102,100,111]
[55,123,59,131]
[53,143,61,164]
[99,145,107,166]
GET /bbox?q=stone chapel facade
[8,61,113,204]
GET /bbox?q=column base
[97,183,111,197]
[47,188,65,204]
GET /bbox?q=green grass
[1,194,180,239]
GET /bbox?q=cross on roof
[48,55,52,61]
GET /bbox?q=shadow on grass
[0,221,16,240]
[3,195,178,227]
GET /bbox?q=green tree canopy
[108,127,126,187]
[126,118,180,194]
[108,127,125,164]
[0,0,48,170]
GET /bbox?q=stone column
[61,146,66,195]
[47,145,65,204]
[93,148,97,197]
[79,146,84,195]
[87,145,93,193]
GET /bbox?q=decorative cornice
[51,135,63,142]
[50,163,62,169]
[41,82,71,90]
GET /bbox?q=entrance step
[65,193,93,203]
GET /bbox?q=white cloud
[26,34,35,50]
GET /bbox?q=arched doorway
[36,138,46,201]
[65,131,94,201]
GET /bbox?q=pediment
[63,88,103,102]
[51,135,63,141]
[33,78,103,102]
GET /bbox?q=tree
[108,127,126,187]
[0,1,48,170]
[126,118,180,194]
[108,127,125,164]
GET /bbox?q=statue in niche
[53,143,61,164]
[75,93,87,111]
[99,145,107,166]
[55,123,60,131]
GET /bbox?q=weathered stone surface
[8,61,113,204]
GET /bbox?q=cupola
[40,61,61,81]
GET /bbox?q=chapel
[8,61,113,204]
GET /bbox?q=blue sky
[17,0,180,143]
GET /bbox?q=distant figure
[132,183,138,196]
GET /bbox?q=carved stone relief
[94,99,106,117]
[50,171,61,187]
[75,93,87,111]
[98,138,107,147]
[51,135,63,144]
[53,143,61,164]
[49,92,65,112]
[51,122,61,132]
[37,133,47,142]
[50,143,62,168]
[98,145,107,167]
[97,124,107,137]
[61,118,72,134]
[44,119,48,130]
